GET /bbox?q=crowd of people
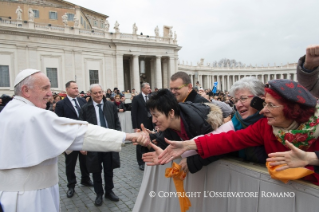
[2,45,319,212]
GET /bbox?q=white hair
[14,75,36,96]
[89,84,103,93]
[229,77,264,97]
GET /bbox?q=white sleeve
[67,124,125,153]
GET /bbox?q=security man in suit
[80,84,120,206]
[55,81,93,198]
[131,82,153,170]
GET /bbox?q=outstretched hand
[267,140,308,171]
[131,124,151,147]
[158,138,188,165]
[304,45,319,70]
[142,142,163,166]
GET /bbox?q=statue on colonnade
[169,28,173,38]
[28,8,34,22]
[154,26,159,37]
[133,23,138,34]
[16,6,23,20]
[104,19,110,32]
[62,13,68,26]
[114,21,120,33]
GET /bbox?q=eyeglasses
[170,84,188,92]
[262,102,283,111]
[234,95,254,104]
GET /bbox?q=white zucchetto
[14,69,41,87]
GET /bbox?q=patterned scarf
[272,105,319,150]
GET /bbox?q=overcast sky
[67,0,319,67]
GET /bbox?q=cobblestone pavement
[58,143,144,212]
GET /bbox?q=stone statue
[114,21,120,33]
[104,19,110,32]
[169,28,173,38]
[28,8,34,22]
[174,31,177,40]
[154,26,159,37]
[16,6,23,20]
[62,13,68,27]
[132,23,138,34]
[74,17,79,27]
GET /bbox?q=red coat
[195,118,319,185]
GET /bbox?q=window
[67,13,74,21]
[49,11,57,20]
[46,68,58,88]
[84,21,86,28]
[89,70,99,84]
[94,20,97,27]
[0,65,10,87]
[101,22,104,28]
[81,16,83,25]
[33,10,39,18]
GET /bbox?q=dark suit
[131,93,153,165]
[80,97,121,195]
[55,96,90,189]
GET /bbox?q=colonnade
[188,72,297,92]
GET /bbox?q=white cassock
[0,96,125,212]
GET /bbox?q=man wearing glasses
[169,72,209,104]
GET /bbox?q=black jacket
[80,97,121,173]
[185,89,210,104]
[55,96,87,120]
[131,93,153,130]
[150,102,221,173]
[114,101,126,112]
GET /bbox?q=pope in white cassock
[0,69,148,212]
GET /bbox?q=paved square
[59,143,144,212]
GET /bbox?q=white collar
[67,95,78,102]
[93,99,104,107]
[14,96,35,106]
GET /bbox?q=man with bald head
[0,69,149,212]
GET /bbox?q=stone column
[174,57,178,75]
[162,58,169,88]
[169,57,175,81]
[190,74,193,86]
[155,56,162,89]
[116,54,124,90]
[293,73,297,81]
[150,58,156,89]
[227,74,230,91]
[132,55,140,93]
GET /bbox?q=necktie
[97,104,107,128]
[145,95,148,102]
[73,99,81,117]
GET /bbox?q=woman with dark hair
[105,88,112,98]
[113,95,125,113]
[133,89,224,212]
[158,79,319,186]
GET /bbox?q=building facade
[0,0,298,95]
[0,0,180,95]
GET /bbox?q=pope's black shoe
[81,179,94,187]
[95,194,103,206]
[66,188,75,198]
[105,191,119,202]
